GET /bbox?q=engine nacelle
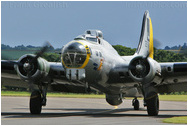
[15,54,50,84]
[106,94,122,106]
[128,56,162,84]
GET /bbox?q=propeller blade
[29,41,53,64]
[153,38,162,49]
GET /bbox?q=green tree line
[41,45,186,62]
[112,45,187,62]
[42,53,61,62]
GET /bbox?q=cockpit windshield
[86,37,98,42]
[74,35,85,40]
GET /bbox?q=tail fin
[136,10,153,59]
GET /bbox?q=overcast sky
[2,1,187,49]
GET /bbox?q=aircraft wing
[156,62,187,93]
[2,60,29,89]
[1,60,97,93]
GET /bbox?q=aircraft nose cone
[62,42,88,68]
[63,42,86,54]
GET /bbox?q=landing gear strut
[132,97,139,110]
[29,83,48,114]
[38,83,48,106]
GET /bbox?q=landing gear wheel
[146,95,159,116]
[132,98,139,110]
[30,90,42,114]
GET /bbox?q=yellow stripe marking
[149,17,154,59]
[97,59,103,71]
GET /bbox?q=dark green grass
[163,116,187,124]
[1,91,187,101]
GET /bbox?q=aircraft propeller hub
[136,64,144,72]
[23,62,31,70]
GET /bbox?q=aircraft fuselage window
[96,51,98,56]
[86,37,98,42]
[99,52,102,57]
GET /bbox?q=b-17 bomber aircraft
[2,11,187,116]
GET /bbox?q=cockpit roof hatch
[85,30,103,39]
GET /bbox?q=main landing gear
[145,95,159,116]
[29,83,48,114]
[132,95,159,116]
[132,97,139,110]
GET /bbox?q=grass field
[1,91,187,101]
[1,91,105,98]
[159,94,187,102]
[163,116,187,124]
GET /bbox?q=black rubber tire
[30,90,42,114]
[134,99,139,110]
[146,95,159,116]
